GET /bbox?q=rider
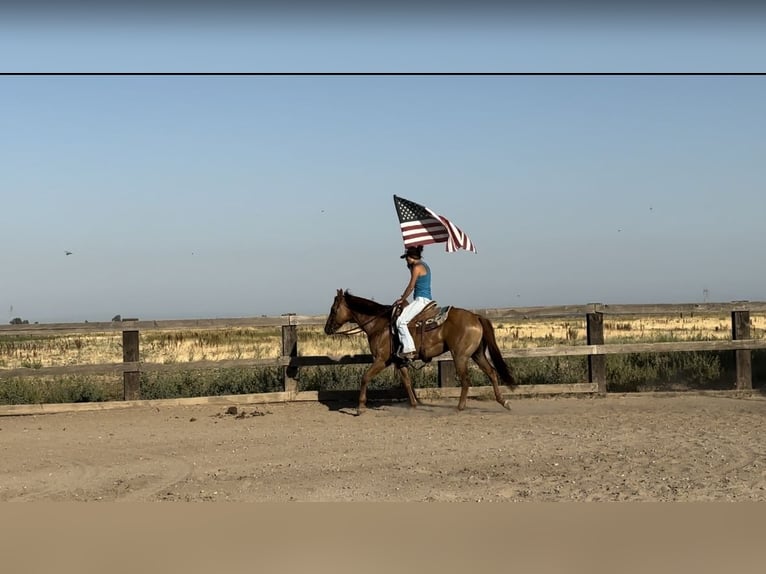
[394,245,432,360]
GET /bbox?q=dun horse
[324,289,516,413]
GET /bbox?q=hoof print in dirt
[222,406,270,419]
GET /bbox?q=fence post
[122,328,140,400]
[438,359,457,387]
[282,322,299,396]
[586,312,606,393]
[731,310,752,390]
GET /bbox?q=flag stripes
[393,195,477,253]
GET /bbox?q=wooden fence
[2,302,766,415]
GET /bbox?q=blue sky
[2,3,766,323]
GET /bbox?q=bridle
[327,297,428,369]
[328,297,396,337]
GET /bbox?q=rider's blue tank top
[414,261,432,300]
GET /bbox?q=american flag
[393,195,477,253]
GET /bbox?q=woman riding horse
[324,289,516,414]
[394,245,432,361]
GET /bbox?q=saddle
[409,301,451,331]
[391,301,452,360]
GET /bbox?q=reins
[332,324,366,336]
[328,297,429,369]
[331,303,395,336]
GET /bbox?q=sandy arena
[1,393,765,502]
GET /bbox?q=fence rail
[2,302,765,414]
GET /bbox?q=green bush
[606,351,728,392]
[139,368,282,399]
[0,378,42,404]
[2,347,763,406]
[0,376,121,405]
[511,357,588,385]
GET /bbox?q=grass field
[2,312,765,404]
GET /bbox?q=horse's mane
[343,290,391,315]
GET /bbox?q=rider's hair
[401,245,423,260]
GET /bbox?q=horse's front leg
[358,359,388,415]
[396,364,419,408]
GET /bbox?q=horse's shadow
[316,389,408,415]
[316,393,363,415]
[316,388,476,416]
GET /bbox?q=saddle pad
[416,305,452,328]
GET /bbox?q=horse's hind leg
[472,350,511,410]
[454,356,472,411]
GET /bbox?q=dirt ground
[1,393,765,502]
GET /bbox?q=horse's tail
[478,316,517,388]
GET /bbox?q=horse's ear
[336,288,343,296]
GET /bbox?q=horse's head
[324,289,353,335]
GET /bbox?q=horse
[323,289,517,414]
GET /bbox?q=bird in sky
[65,251,73,256]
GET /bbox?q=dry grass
[493,314,766,347]
[4,313,766,404]
[2,313,764,371]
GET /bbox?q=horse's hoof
[503,400,512,411]
[356,407,366,416]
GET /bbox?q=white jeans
[396,297,431,353]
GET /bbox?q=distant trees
[7,315,126,325]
